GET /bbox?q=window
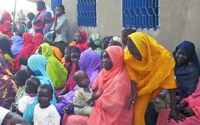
[77,0,97,27]
[51,0,62,14]
[122,0,160,30]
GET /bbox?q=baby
[33,84,60,125]
[12,77,40,116]
[73,71,103,116]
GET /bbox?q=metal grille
[77,0,97,27]
[122,0,160,30]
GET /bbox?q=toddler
[12,77,40,115]
[73,71,103,116]
[33,84,60,125]
[19,56,28,70]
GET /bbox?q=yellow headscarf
[124,32,176,96]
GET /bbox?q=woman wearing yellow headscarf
[124,32,185,125]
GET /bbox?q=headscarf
[37,43,68,88]
[14,33,34,71]
[11,36,23,59]
[87,46,133,125]
[102,36,113,50]
[112,36,124,48]
[24,54,56,124]
[31,33,43,55]
[0,12,14,37]
[0,55,8,69]
[0,32,11,44]
[64,46,85,91]
[76,30,89,49]
[51,46,62,61]
[173,41,200,103]
[43,31,57,46]
[0,38,13,58]
[124,32,177,97]
[90,33,103,47]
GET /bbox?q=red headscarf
[14,33,34,71]
[31,33,43,55]
[76,30,89,50]
[0,12,13,38]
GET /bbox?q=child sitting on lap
[73,71,103,116]
[11,77,40,115]
[33,84,60,125]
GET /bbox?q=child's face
[14,73,23,87]
[37,3,43,11]
[176,49,188,64]
[71,52,80,68]
[77,72,90,88]
[38,88,52,108]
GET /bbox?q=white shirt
[18,95,36,113]
[33,104,60,125]
[0,107,9,124]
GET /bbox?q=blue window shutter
[51,0,62,14]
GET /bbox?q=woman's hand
[168,108,186,123]
[179,101,188,109]
[127,93,137,111]
[183,109,195,117]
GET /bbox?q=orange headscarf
[51,46,62,61]
[76,30,89,49]
[88,46,133,125]
[124,32,176,96]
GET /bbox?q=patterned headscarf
[90,33,103,47]
[43,31,57,46]
[102,36,113,50]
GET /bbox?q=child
[14,70,31,102]
[33,1,46,34]
[19,56,28,70]
[33,84,60,125]
[11,77,40,115]
[73,71,103,116]
[41,11,53,35]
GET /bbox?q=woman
[0,11,14,37]
[57,50,102,118]
[0,55,17,109]
[14,33,34,71]
[11,35,23,59]
[51,4,68,56]
[37,43,68,88]
[76,31,89,50]
[87,33,104,57]
[124,32,184,125]
[24,54,56,124]
[0,38,14,71]
[173,41,200,103]
[0,32,12,45]
[157,79,200,125]
[43,31,63,61]
[121,28,136,46]
[102,36,113,50]
[108,36,124,48]
[31,33,43,55]
[56,46,85,95]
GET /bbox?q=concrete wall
[44,0,200,58]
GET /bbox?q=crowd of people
[0,0,200,125]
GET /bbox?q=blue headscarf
[11,36,23,59]
[44,31,57,46]
[23,55,56,124]
[173,41,200,103]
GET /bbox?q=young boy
[73,71,103,116]
[11,77,40,116]
[41,11,53,35]
[19,56,28,70]
[33,84,60,125]
[14,70,31,102]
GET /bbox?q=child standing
[33,84,60,125]
[73,71,103,116]
[41,11,53,35]
[11,77,40,115]
[33,1,46,34]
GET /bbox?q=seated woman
[0,38,14,72]
[0,11,14,37]
[76,31,89,50]
[108,36,124,48]
[124,32,182,125]
[11,35,23,59]
[62,46,133,125]
[14,33,34,71]
[43,31,63,62]
[121,28,136,46]
[57,50,102,119]
[173,41,200,104]
[23,54,56,124]
[31,33,43,55]
[157,78,200,125]
[102,36,113,50]
[0,55,17,109]
[56,46,85,95]
[87,33,104,57]
[37,43,68,88]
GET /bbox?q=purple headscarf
[56,50,102,117]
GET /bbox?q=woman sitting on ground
[62,46,133,125]
[76,31,89,50]
[102,36,113,50]
[31,33,44,55]
[173,41,200,103]
[11,34,23,59]
[0,11,14,37]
